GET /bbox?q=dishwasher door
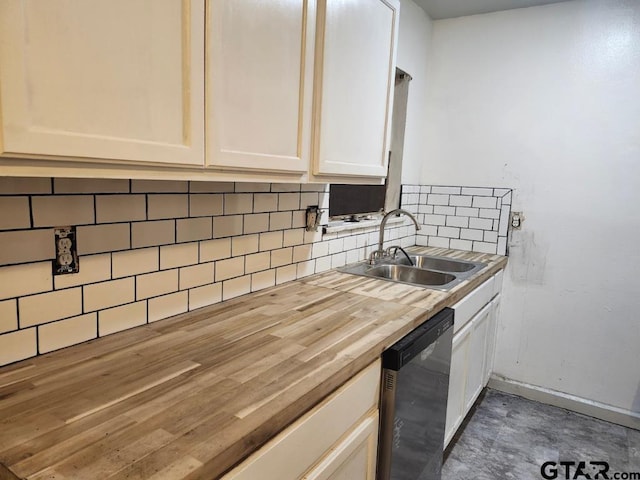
[377,308,454,480]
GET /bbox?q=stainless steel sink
[338,253,486,290]
[366,265,456,286]
[398,255,482,274]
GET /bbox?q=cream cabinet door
[303,412,379,480]
[464,303,492,413]
[0,0,205,166]
[444,320,472,447]
[207,0,314,174]
[312,0,400,179]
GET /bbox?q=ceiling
[414,0,570,20]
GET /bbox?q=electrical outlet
[510,212,524,230]
[53,227,79,275]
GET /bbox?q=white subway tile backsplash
[423,214,446,226]
[461,187,493,196]
[472,196,498,209]
[132,180,188,193]
[32,195,95,227]
[216,257,245,281]
[260,231,284,251]
[177,217,212,243]
[0,177,51,195]
[99,302,146,336]
[0,197,30,230]
[18,287,82,328]
[39,313,97,353]
[278,193,300,211]
[0,300,17,334]
[269,211,292,231]
[189,194,223,217]
[0,328,36,366]
[148,194,188,220]
[0,262,52,301]
[84,278,135,312]
[179,262,215,290]
[497,237,508,256]
[235,182,271,193]
[251,270,276,291]
[189,283,222,311]
[479,208,500,219]
[200,238,231,262]
[431,186,461,195]
[245,252,271,274]
[232,235,259,257]
[276,265,297,285]
[493,188,510,197]
[148,291,188,322]
[449,195,472,207]
[271,247,293,268]
[438,226,460,239]
[0,180,449,365]
[297,260,315,278]
[433,206,456,216]
[283,229,304,247]
[484,231,499,243]
[469,217,494,230]
[460,229,484,241]
[0,229,55,265]
[224,194,253,215]
[160,243,198,270]
[96,195,146,223]
[77,223,130,255]
[455,207,479,217]
[473,242,498,254]
[253,193,278,213]
[300,192,319,209]
[446,216,469,228]
[132,220,175,248]
[428,237,450,249]
[427,194,449,206]
[136,269,178,300]
[499,205,511,236]
[243,213,270,234]
[213,215,243,238]
[189,181,234,193]
[450,239,473,251]
[222,275,251,301]
[112,247,159,278]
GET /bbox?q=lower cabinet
[222,360,381,480]
[444,272,502,447]
[303,412,379,480]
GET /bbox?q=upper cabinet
[0,0,205,166]
[0,0,399,182]
[206,0,314,175]
[311,0,399,179]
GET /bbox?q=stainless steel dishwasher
[377,307,454,480]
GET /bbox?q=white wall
[396,0,433,184]
[421,0,640,415]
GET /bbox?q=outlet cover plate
[53,227,79,275]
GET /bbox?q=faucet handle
[368,249,385,265]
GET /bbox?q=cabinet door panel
[207,0,313,173]
[312,0,399,178]
[444,321,471,447]
[464,304,492,412]
[0,0,204,165]
[303,412,378,480]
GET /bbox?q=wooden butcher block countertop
[0,247,507,480]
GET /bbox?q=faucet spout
[377,208,421,254]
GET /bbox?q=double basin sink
[339,253,486,291]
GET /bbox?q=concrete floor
[442,389,640,480]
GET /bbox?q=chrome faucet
[369,208,421,264]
